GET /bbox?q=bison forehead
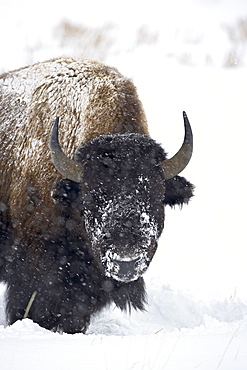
[75,133,167,194]
[75,133,167,165]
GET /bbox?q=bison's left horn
[49,117,83,183]
[162,111,193,180]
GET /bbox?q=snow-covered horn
[49,117,83,183]
[162,111,193,180]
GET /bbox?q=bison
[0,57,194,333]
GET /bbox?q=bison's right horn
[162,111,193,180]
[49,117,83,183]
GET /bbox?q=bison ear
[51,179,82,208]
[164,176,194,208]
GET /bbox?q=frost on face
[80,134,166,283]
[84,192,159,283]
[101,249,150,282]
[140,212,158,239]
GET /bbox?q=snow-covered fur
[0,57,194,333]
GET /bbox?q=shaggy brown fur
[0,57,149,246]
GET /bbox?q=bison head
[49,113,193,283]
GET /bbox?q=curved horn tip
[182,111,193,147]
[183,111,190,127]
[183,111,190,128]
[49,117,83,183]
[162,111,193,180]
[54,116,59,134]
[54,116,60,127]
[49,117,60,152]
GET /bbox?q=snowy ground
[1,0,247,369]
